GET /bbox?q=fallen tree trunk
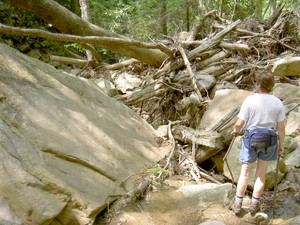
[170,124,225,164]
[175,93,202,111]
[195,50,231,70]
[2,0,169,67]
[171,124,224,150]
[50,55,90,67]
[114,81,165,105]
[187,20,242,61]
[219,42,251,53]
[153,20,242,80]
[106,59,139,70]
[113,20,243,106]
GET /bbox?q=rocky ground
[96,169,300,225]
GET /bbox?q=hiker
[231,70,286,215]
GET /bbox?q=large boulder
[199,89,252,143]
[0,44,160,225]
[273,83,300,137]
[272,56,300,77]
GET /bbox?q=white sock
[252,197,260,205]
[235,195,243,204]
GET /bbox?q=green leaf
[147,167,169,174]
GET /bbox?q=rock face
[0,44,160,225]
[178,183,233,208]
[199,89,252,142]
[272,56,300,76]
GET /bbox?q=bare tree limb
[49,55,89,67]
[0,23,174,59]
[178,45,203,101]
[2,0,168,67]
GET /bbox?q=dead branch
[0,23,174,58]
[264,2,285,30]
[188,20,242,60]
[189,10,218,41]
[171,124,224,150]
[219,42,250,53]
[223,66,252,81]
[195,50,231,70]
[81,43,103,62]
[105,59,139,70]
[161,121,181,173]
[178,45,203,101]
[126,180,150,199]
[199,64,235,77]
[50,55,89,67]
[175,93,201,111]
[125,82,165,105]
[152,20,242,80]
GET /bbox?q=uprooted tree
[1,0,169,67]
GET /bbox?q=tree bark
[79,0,94,62]
[158,0,168,36]
[49,55,89,67]
[2,0,168,67]
[0,24,173,59]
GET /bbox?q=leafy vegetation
[0,0,299,64]
[86,0,299,41]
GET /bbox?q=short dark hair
[255,70,275,93]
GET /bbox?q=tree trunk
[270,0,277,15]
[185,0,190,31]
[79,0,93,61]
[0,24,173,58]
[256,0,263,19]
[3,0,168,67]
[158,0,168,36]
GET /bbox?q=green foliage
[89,0,159,40]
[147,167,169,174]
[54,0,73,12]
[3,0,300,43]
[284,135,293,143]
[64,43,85,54]
[2,0,299,64]
[86,0,299,41]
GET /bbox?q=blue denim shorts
[240,139,278,163]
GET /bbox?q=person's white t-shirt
[238,93,286,130]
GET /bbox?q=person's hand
[231,129,238,137]
[278,147,284,156]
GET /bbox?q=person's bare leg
[250,159,269,214]
[232,163,253,214]
[252,159,269,198]
[236,163,253,197]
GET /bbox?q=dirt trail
[96,175,300,225]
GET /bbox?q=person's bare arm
[232,118,245,136]
[277,120,285,155]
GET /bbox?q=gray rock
[0,43,160,225]
[94,78,119,97]
[198,220,226,225]
[278,215,300,225]
[272,56,300,76]
[273,83,300,101]
[178,183,233,207]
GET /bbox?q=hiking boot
[232,201,242,215]
[249,202,260,214]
